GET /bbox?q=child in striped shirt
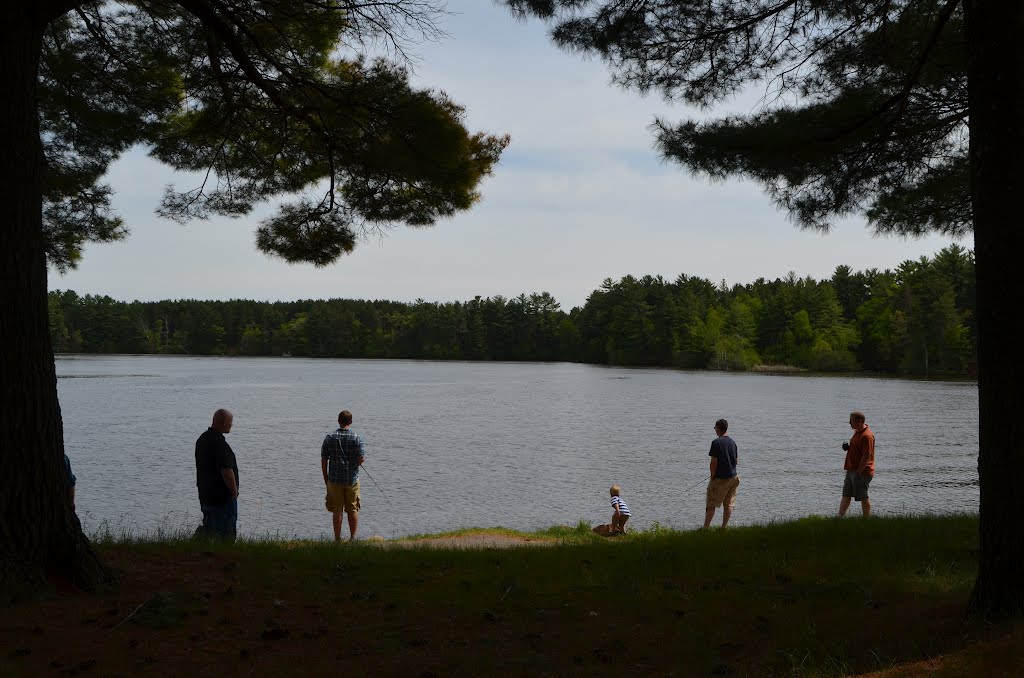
[610,484,631,534]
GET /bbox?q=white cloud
[50,0,971,310]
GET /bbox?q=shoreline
[54,351,979,382]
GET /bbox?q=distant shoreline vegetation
[746,364,807,374]
[49,245,976,377]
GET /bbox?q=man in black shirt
[195,409,239,540]
[703,418,740,529]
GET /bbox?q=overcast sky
[48,0,969,310]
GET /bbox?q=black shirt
[709,435,738,479]
[195,427,239,505]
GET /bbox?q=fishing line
[360,464,390,504]
[360,464,398,539]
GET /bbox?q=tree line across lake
[49,245,975,376]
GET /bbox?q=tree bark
[965,0,1024,618]
[0,3,111,604]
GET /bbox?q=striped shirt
[611,496,630,516]
[321,427,365,485]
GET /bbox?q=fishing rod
[684,475,710,492]
[360,464,390,505]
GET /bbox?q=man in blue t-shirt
[703,418,740,529]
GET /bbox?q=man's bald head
[212,409,234,434]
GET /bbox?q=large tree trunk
[0,3,112,604]
[965,0,1024,618]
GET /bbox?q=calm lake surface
[56,355,979,540]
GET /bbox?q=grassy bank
[2,515,1021,676]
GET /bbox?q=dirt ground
[380,533,556,549]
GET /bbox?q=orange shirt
[844,425,875,477]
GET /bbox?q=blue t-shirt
[709,436,738,479]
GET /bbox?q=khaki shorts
[326,481,361,514]
[706,476,740,509]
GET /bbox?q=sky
[48,0,969,310]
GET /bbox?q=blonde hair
[610,484,622,497]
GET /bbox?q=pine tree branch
[827,0,962,141]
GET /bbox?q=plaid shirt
[321,427,364,485]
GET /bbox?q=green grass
[57,514,1006,676]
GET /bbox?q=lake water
[55,355,979,540]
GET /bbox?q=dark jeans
[199,498,237,541]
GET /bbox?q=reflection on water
[56,355,979,540]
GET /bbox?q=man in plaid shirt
[321,410,366,541]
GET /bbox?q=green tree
[688,307,723,368]
[556,315,581,359]
[508,0,1020,616]
[272,313,309,356]
[466,296,487,359]
[239,322,266,356]
[48,291,70,352]
[190,304,227,355]
[896,256,972,375]
[832,266,862,321]
[850,270,902,370]
[2,1,507,600]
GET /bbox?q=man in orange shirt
[839,411,875,517]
